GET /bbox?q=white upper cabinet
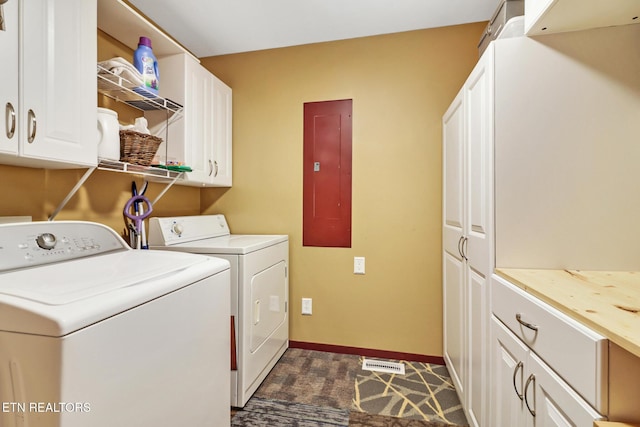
[525,0,640,36]
[0,0,97,168]
[150,53,232,187]
[0,0,19,156]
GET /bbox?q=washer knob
[171,223,184,236]
[36,233,57,250]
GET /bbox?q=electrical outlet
[354,257,365,274]
[302,298,312,315]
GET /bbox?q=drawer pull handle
[512,360,524,400]
[516,313,538,331]
[524,373,536,417]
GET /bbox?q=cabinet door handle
[5,102,15,139]
[516,313,539,331]
[462,237,468,261]
[208,159,213,176]
[524,373,536,417]
[512,360,524,400]
[457,236,464,258]
[214,160,219,177]
[27,109,37,143]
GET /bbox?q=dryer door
[250,260,287,353]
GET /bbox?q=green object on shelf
[151,164,193,172]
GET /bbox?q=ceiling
[127,0,498,58]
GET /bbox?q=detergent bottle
[133,36,159,96]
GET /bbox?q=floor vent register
[362,358,405,375]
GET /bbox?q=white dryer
[148,214,289,408]
[0,221,230,427]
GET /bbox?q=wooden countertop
[594,422,640,427]
[495,269,640,358]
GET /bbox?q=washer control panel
[0,221,128,272]
[148,215,230,246]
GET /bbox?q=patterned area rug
[353,360,468,426]
[348,411,452,427]
[231,348,468,427]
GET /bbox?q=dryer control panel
[0,221,128,272]
[148,215,230,246]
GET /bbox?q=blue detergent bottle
[133,36,159,97]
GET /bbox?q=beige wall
[200,23,485,356]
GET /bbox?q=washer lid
[0,250,229,336]
[154,234,288,255]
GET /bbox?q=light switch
[354,257,365,274]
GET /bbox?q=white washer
[148,214,289,408]
[0,221,230,427]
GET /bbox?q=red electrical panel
[303,99,353,247]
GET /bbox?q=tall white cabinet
[442,45,494,427]
[0,0,97,168]
[443,20,640,427]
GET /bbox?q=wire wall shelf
[97,65,183,113]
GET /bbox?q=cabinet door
[442,89,465,397]
[0,0,19,155]
[464,46,493,275]
[491,317,528,427]
[210,76,232,186]
[443,249,466,397]
[187,62,215,185]
[442,90,464,261]
[20,0,97,166]
[465,46,494,427]
[467,268,487,427]
[527,352,603,427]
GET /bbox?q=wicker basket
[119,130,162,166]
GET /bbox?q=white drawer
[491,274,608,413]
